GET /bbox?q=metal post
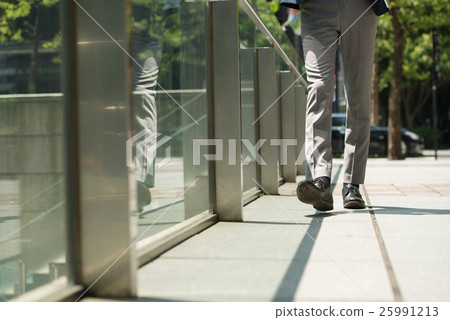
[209,0,243,221]
[19,261,26,294]
[51,264,58,281]
[61,0,81,291]
[256,48,280,195]
[67,0,137,298]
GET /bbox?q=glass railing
[239,7,270,199]
[131,0,211,242]
[0,0,306,301]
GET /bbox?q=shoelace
[313,177,331,192]
[345,184,361,197]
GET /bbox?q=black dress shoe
[296,176,333,211]
[342,183,365,209]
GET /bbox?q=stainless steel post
[68,0,136,297]
[256,48,280,195]
[209,0,243,221]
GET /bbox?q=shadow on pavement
[272,214,326,301]
[272,166,343,301]
[370,206,450,215]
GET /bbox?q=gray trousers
[301,0,378,184]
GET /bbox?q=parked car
[332,113,424,156]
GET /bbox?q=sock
[344,182,359,189]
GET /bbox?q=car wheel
[401,140,408,157]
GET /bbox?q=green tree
[374,0,450,159]
[0,0,59,93]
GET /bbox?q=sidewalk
[136,152,450,302]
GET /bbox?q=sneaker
[296,176,333,211]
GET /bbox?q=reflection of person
[286,0,379,211]
[132,0,181,212]
[135,50,159,212]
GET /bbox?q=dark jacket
[279,0,304,10]
[279,0,389,16]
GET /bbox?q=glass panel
[0,1,67,300]
[276,75,283,182]
[240,49,259,196]
[239,7,262,197]
[275,53,284,182]
[131,0,211,241]
[241,2,302,185]
[247,0,302,71]
[239,4,272,49]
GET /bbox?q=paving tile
[382,237,450,264]
[294,260,393,302]
[160,221,312,260]
[161,222,382,263]
[138,258,295,301]
[392,261,450,301]
[374,215,450,239]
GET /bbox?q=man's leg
[340,0,378,185]
[301,0,339,180]
[340,0,378,208]
[297,0,339,211]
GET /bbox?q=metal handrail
[239,0,307,87]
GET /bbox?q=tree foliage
[0,0,58,43]
[375,0,450,128]
[0,0,31,42]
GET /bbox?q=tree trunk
[388,3,404,160]
[28,4,40,93]
[371,52,380,126]
[404,87,414,128]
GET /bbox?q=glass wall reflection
[131,0,211,240]
[0,1,67,300]
[239,8,270,199]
